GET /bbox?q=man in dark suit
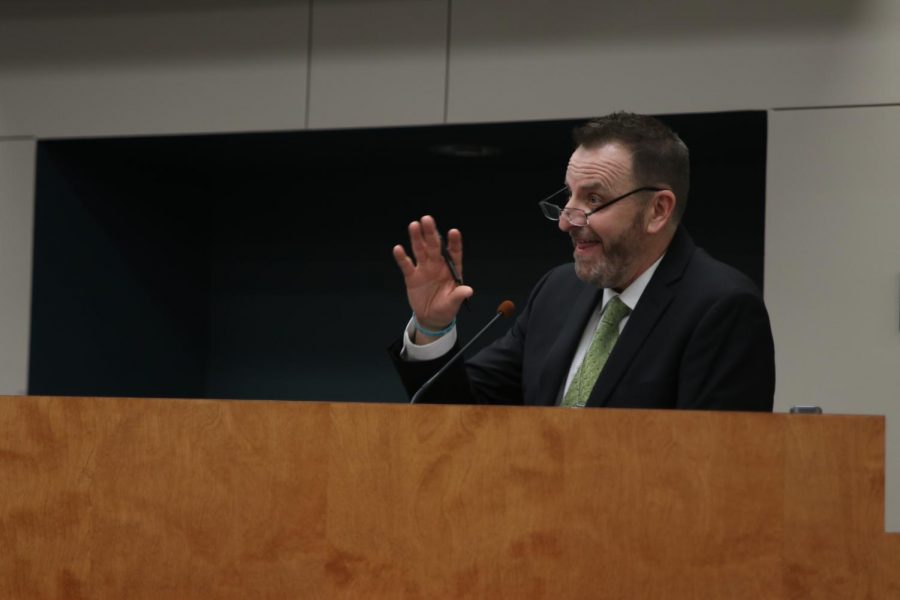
[390,112,774,411]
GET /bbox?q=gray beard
[573,248,635,290]
[572,214,644,290]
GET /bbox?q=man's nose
[558,207,585,232]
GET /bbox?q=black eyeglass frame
[538,185,668,227]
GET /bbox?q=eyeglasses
[538,185,667,227]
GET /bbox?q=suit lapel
[535,282,603,406]
[586,227,695,408]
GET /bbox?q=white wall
[0,2,310,137]
[0,0,898,527]
[307,0,448,128]
[9,0,897,139]
[447,0,900,122]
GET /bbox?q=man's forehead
[568,142,633,164]
[565,144,633,188]
[564,180,607,192]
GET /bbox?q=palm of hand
[392,216,473,331]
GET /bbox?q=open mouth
[572,237,601,253]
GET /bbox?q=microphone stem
[456,312,503,357]
[409,311,503,405]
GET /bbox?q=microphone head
[496,300,516,319]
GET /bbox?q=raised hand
[392,215,474,343]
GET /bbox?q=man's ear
[646,190,677,234]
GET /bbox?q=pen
[440,235,472,312]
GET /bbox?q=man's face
[560,143,652,291]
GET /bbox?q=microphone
[410,300,516,404]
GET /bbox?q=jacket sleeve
[387,269,556,405]
[676,291,776,411]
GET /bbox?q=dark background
[28,111,766,402]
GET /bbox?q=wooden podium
[1,396,898,598]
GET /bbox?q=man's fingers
[392,244,416,278]
[408,220,428,263]
[446,228,464,278]
[420,215,442,250]
[451,285,474,306]
[409,215,450,268]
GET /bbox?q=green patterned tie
[562,296,631,408]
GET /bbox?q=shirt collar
[601,253,666,313]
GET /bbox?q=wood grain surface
[1,396,897,598]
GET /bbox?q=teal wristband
[413,315,456,337]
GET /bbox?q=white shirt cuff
[402,317,457,362]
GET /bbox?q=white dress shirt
[557,255,663,403]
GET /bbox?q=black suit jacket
[391,227,775,411]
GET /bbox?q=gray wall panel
[766,106,900,531]
[0,139,35,395]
